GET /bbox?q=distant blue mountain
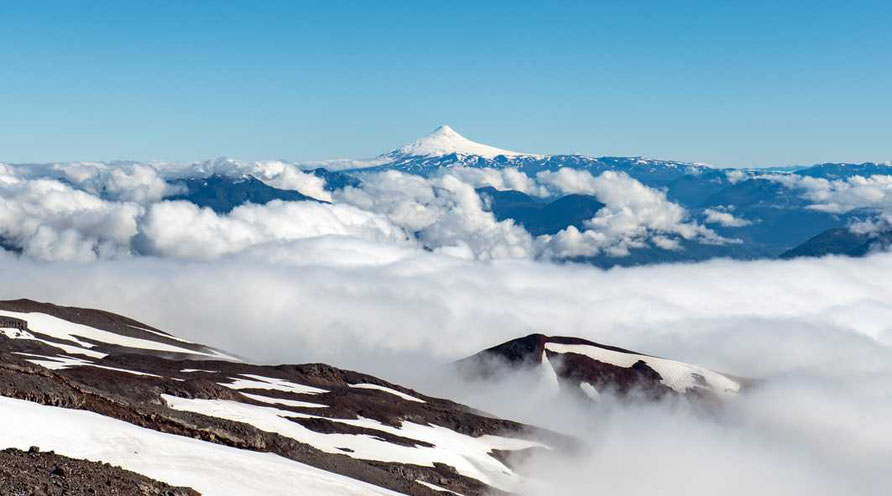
[793,162,892,179]
[781,227,892,259]
[167,174,324,214]
[361,153,707,188]
[477,187,605,236]
[308,167,361,191]
[665,169,735,206]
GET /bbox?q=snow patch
[349,383,426,403]
[0,310,215,357]
[240,392,328,409]
[17,353,162,377]
[0,396,400,495]
[161,395,542,491]
[221,374,328,395]
[416,480,465,495]
[2,327,106,358]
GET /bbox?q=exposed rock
[0,447,199,496]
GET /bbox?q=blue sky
[1,1,890,166]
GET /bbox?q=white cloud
[138,200,407,260]
[444,166,550,197]
[536,170,730,257]
[799,175,892,214]
[211,159,332,202]
[336,171,534,260]
[0,163,754,263]
[759,173,892,216]
[704,207,752,227]
[849,214,892,236]
[0,174,140,261]
[1,229,892,494]
[4,162,176,203]
[8,158,333,202]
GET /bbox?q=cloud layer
[537,170,729,256]
[1,161,733,262]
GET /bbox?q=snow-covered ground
[0,395,403,496]
[349,383,426,403]
[0,309,226,358]
[222,373,329,394]
[162,394,543,491]
[12,351,164,377]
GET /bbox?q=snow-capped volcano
[335,125,710,181]
[386,125,529,159]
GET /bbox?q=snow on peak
[390,125,528,159]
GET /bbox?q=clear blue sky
[2,1,890,167]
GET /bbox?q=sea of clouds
[4,159,892,264]
[2,159,892,495]
[0,159,742,262]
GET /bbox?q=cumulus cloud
[759,173,892,217]
[175,158,332,202]
[7,158,332,203]
[444,166,550,197]
[18,162,892,266]
[1,164,538,262]
[536,170,730,257]
[704,207,752,227]
[0,162,758,263]
[849,214,892,236]
[0,173,140,261]
[337,170,534,260]
[798,175,892,214]
[138,200,407,260]
[724,169,750,183]
[4,161,176,203]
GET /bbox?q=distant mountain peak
[389,125,529,159]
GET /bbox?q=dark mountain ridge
[166,174,325,214]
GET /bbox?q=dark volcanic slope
[0,300,575,496]
[0,447,198,496]
[0,299,223,359]
[457,334,745,403]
